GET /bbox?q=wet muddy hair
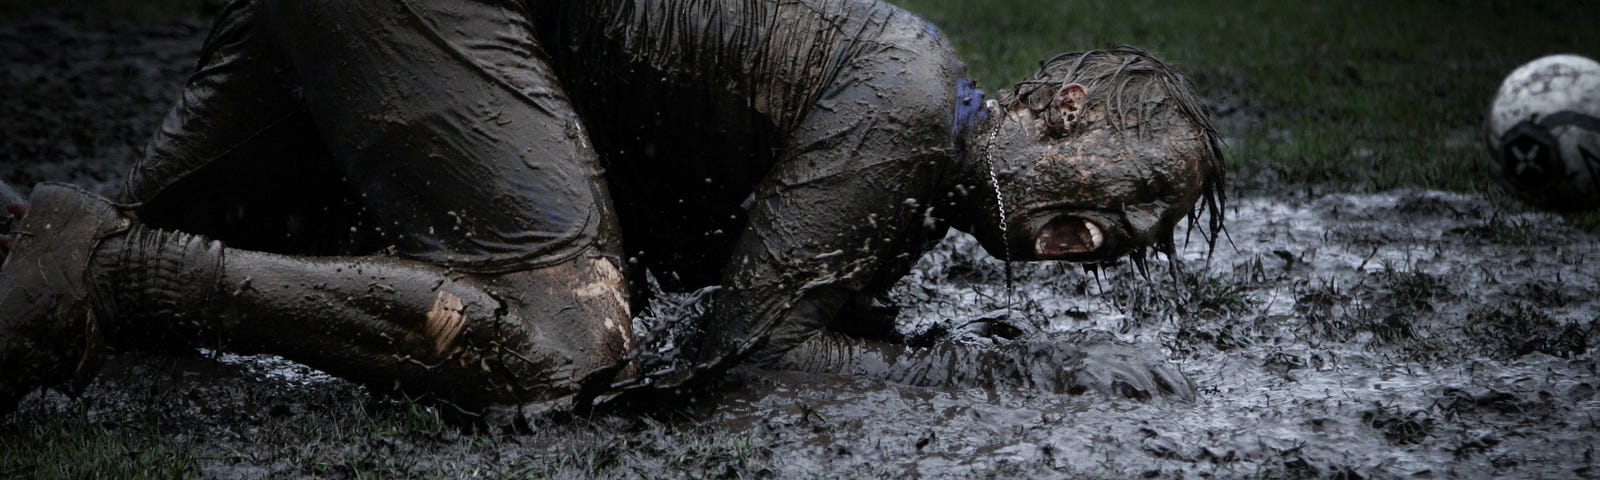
[1001,45,1227,253]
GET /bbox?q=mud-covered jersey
[531,0,968,291]
[528,0,979,370]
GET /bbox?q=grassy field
[4,0,1594,194]
[892,0,1599,195]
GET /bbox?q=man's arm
[699,135,948,367]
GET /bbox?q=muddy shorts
[123,0,614,272]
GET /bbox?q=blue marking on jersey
[953,78,987,136]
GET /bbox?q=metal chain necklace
[976,102,1016,316]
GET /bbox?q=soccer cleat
[0,182,129,415]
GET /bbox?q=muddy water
[687,191,1599,477]
[3,17,1598,479]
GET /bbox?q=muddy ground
[2,17,1598,479]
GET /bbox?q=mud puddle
[12,190,1587,478]
[683,190,1599,478]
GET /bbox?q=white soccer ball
[1485,54,1600,211]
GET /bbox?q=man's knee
[483,251,634,386]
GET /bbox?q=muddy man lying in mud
[0,0,1224,418]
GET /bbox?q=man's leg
[0,184,124,413]
[2,183,628,411]
[102,204,629,409]
[244,0,635,403]
[0,0,632,414]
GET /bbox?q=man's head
[960,46,1225,264]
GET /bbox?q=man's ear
[1054,83,1088,128]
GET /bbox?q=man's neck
[942,98,1004,233]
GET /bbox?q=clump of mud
[3,16,1599,479]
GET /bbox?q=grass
[0,409,198,479]
[1466,302,1593,360]
[4,0,1593,196]
[0,373,791,478]
[890,0,1599,194]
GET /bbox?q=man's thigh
[262,0,619,272]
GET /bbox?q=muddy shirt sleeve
[698,26,962,366]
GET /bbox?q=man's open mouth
[1033,215,1104,257]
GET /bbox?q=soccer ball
[1485,54,1600,211]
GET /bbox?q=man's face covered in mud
[967,48,1226,264]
